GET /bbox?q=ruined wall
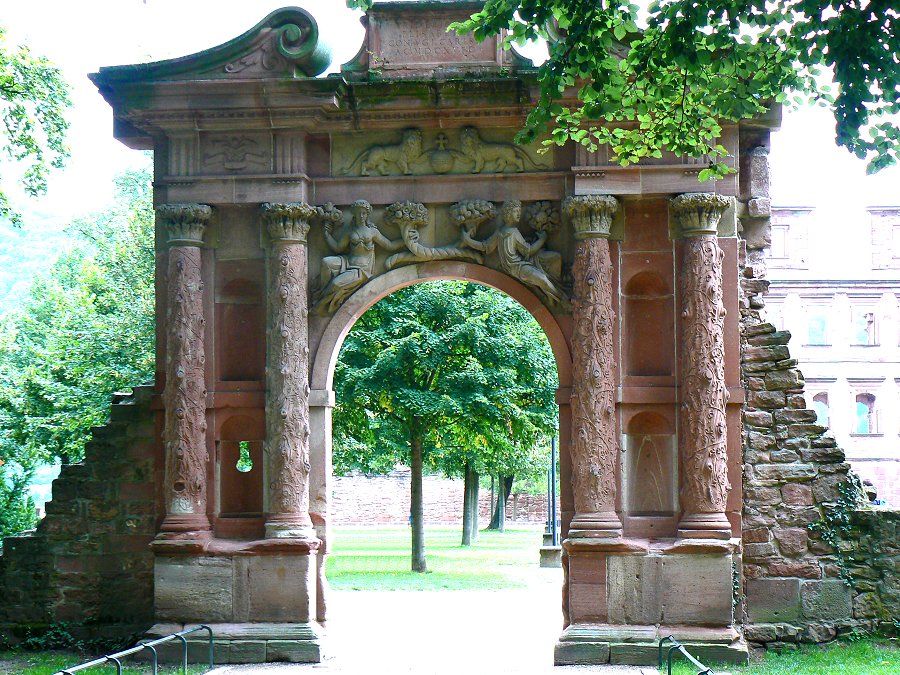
[738,156,899,648]
[0,387,159,642]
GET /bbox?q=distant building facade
[765,206,900,505]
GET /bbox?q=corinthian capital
[563,195,619,240]
[671,193,731,237]
[157,203,212,246]
[261,202,316,245]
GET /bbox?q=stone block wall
[739,208,899,649]
[0,387,159,643]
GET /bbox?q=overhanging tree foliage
[0,167,154,538]
[333,281,557,566]
[348,1,898,177]
[0,26,70,225]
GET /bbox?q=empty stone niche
[216,414,265,539]
[622,411,677,538]
[215,271,265,383]
[623,270,674,378]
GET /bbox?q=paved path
[208,568,658,674]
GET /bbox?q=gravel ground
[207,568,657,674]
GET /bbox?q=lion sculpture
[459,126,537,174]
[341,129,424,176]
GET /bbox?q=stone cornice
[563,195,619,240]
[671,192,731,237]
[157,203,213,246]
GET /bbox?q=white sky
[2,0,898,229]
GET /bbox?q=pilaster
[672,193,733,539]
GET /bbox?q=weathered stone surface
[744,623,777,642]
[744,345,790,362]
[155,557,234,623]
[774,409,819,424]
[747,330,791,347]
[743,528,771,544]
[764,370,804,391]
[746,578,801,623]
[802,623,836,643]
[781,484,813,506]
[659,555,734,625]
[748,431,776,451]
[753,463,816,482]
[554,641,611,665]
[768,562,822,579]
[609,643,658,665]
[228,640,267,664]
[745,410,774,427]
[748,390,787,409]
[801,580,852,621]
[266,639,322,663]
[773,528,808,557]
[769,449,801,463]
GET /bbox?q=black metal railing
[658,635,715,675]
[55,625,214,675]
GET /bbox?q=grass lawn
[668,637,899,675]
[326,524,546,591]
[0,650,207,674]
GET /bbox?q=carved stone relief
[672,193,733,539]
[336,127,551,177]
[312,199,569,315]
[261,202,316,539]
[201,134,269,175]
[158,203,212,534]
[566,195,623,537]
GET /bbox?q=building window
[851,308,877,345]
[806,307,829,345]
[771,224,789,259]
[812,392,829,426]
[854,393,878,434]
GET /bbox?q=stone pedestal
[539,545,562,568]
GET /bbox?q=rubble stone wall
[0,387,160,643]
[739,193,899,650]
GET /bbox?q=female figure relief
[462,199,569,308]
[314,200,405,314]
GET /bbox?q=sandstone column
[262,202,317,539]
[563,195,622,538]
[158,203,213,535]
[673,192,733,539]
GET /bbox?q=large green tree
[333,281,557,567]
[348,1,898,177]
[0,167,154,538]
[0,26,70,225]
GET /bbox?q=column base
[568,511,623,538]
[266,514,317,540]
[677,512,733,540]
[158,513,211,536]
[554,624,748,666]
[143,622,323,664]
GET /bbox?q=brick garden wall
[0,387,160,643]
[739,179,899,649]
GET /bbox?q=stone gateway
[1,1,893,667]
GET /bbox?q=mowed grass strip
[326,525,544,591]
[667,637,899,675]
[0,651,207,674]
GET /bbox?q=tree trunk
[487,475,513,531]
[461,460,479,546]
[409,419,427,572]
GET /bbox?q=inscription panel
[374,12,498,70]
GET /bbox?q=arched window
[854,393,877,434]
[812,392,829,426]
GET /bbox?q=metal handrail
[658,635,715,675]
[55,625,213,675]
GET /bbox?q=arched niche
[622,270,674,378]
[622,410,677,536]
[215,275,265,383]
[216,413,265,539]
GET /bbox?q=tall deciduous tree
[0,26,70,225]
[333,281,557,567]
[348,1,898,177]
[0,167,154,538]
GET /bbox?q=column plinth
[262,203,317,540]
[158,203,213,537]
[673,193,733,539]
[563,195,622,538]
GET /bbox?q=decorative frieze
[673,192,733,539]
[262,202,317,539]
[568,194,622,537]
[158,203,213,535]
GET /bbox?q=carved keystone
[563,195,619,240]
[671,193,731,237]
[262,202,316,244]
[157,203,212,246]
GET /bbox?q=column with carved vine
[563,195,623,538]
[673,192,733,539]
[262,202,318,539]
[158,203,213,536]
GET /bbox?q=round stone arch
[306,261,574,622]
